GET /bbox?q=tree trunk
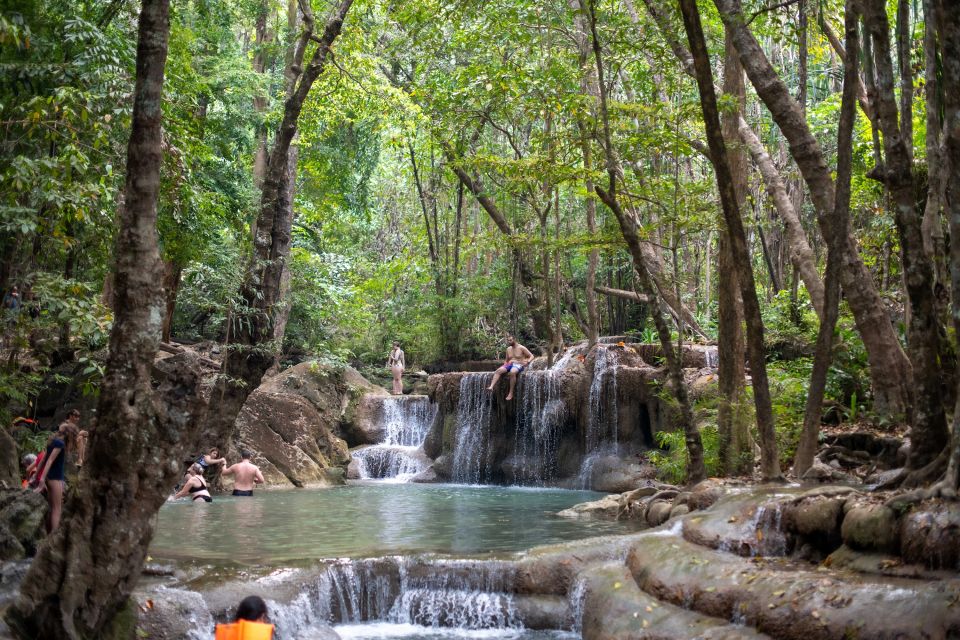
[200,0,354,449]
[863,0,948,472]
[5,1,205,636]
[737,121,825,315]
[161,259,182,343]
[679,0,781,481]
[795,0,859,476]
[922,0,948,294]
[713,0,913,421]
[717,32,751,476]
[582,0,704,483]
[936,0,960,489]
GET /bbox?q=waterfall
[381,396,436,446]
[704,345,719,368]
[453,373,494,484]
[512,370,564,485]
[260,557,523,638]
[353,396,437,482]
[577,346,620,487]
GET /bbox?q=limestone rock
[646,500,672,527]
[841,503,899,554]
[899,502,960,569]
[785,496,844,539]
[233,362,367,487]
[0,428,18,489]
[687,479,723,510]
[0,489,46,561]
[669,503,690,519]
[557,495,621,520]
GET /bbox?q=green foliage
[648,425,720,486]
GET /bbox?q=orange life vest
[214,620,274,640]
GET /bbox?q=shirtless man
[486,334,534,401]
[222,450,265,496]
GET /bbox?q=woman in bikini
[387,341,405,395]
[174,464,213,503]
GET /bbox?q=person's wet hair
[234,595,268,622]
[241,450,252,460]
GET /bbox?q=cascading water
[261,558,524,639]
[513,370,564,485]
[353,396,437,481]
[453,373,495,484]
[578,346,620,488]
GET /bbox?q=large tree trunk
[922,0,948,299]
[679,0,781,481]
[5,1,205,636]
[717,33,751,476]
[795,0,859,476]
[582,0,704,483]
[200,0,354,449]
[937,0,960,490]
[713,0,913,421]
[862,0,949,472]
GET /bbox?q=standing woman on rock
[387,341,405,395]
[33,418,79,532]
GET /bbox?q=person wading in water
[222,450,265,496]
[486,334,533,401]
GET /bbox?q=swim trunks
[232,489,254,496]
[505,362,525,374]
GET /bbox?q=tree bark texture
[936,0,960,489]
[5,1,205,636]
[201,0,354,449]
[795,0,858,476]
[862,0,948,471]
[717,32,751,476]
[922,0,947,289]
[713,0,913,421]
[679,0,781,481]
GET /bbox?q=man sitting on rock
[486,334,533,401]
[222,450,265,496]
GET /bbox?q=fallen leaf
[613,581,622,590]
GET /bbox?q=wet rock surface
[0,489,46,561]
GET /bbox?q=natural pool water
[150,482,640,565]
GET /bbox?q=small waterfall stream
[262,558,525,639]
[513,370,564,485]
[353,396,437,481]
[577,346,620,487]
[453,373,494,484]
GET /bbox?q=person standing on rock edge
[387,341,405,395]
[487,334,534,401]
[223,450,265,496]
